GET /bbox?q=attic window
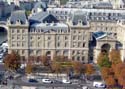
[20,21,24,24]
[78,20,82,23]
[73,22,78,25]
[11,21,14,24]
[82,21,87,25]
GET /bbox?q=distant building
[0,1,15,20]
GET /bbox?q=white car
[93,81,106,88]
[42,79,52,83]
[62,79,71,84]
[82,86,88,89]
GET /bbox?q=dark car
[28,79,38,83]
[53,80,62,84]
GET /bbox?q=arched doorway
[0,27,7,44]
[101,43,111,53]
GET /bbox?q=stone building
[5,6,125,63]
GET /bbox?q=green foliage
[97,52,111,68]
[25,10,31,16]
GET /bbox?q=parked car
[82,86,89,89]
[62,79,71,84]
[42,79,52,83]
[53,80,62,84]
[93,81,106,88]
[28,79,38,83]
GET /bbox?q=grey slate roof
[30,12,49,22]
[30,22,68,33]
[29,11,58,24]
[10,10,27,24]
[93,31,107,40]
[93,2,113,9]
[34,1,47,11]
[72,11,88,25]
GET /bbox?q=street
[0,63,106,89]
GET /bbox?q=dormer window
[11,21,14,24]
[78,20,82,24]
[82,21,87,25]
[73,22,78,25]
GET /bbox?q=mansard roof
[34,1,47,11]
[9,10,27,24]
[30,22,68,33]
[29,11,58,24]
[72,11,88,25]
[93,2,113,9]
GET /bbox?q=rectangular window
[12,43,15,46]
[22,29,25,33]
[65,36,68,40]
[17,42,20,47]
[48,42,50,47]
[72,51,75,55]
[38,36,40,40]
[17,36,20,40]
[38,42,40,47]
[65,42,68,47]
[22,36,25,40]
[73,42,76,47]
[57,42,60,47]
[82,56,85,61]
[30,42,33,47]
[17,30,20,33]
[83,43,85,47]
[22,50,25,55]
[57,36,60,40]
[48,36,51,40]
[73,36,76,40]
[78,36,81,40]
[73,30,76,33]
[78,42,81,47]
[12,29,14,33]
[12,36,14,39]
[77,56,80,61]
[30,36,33,40]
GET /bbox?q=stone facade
[4,8,125,63]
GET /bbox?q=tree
[114,63,125,87]
[101,67,114,80]
[97,52,111,68]
[25,63,34,74]
[113,63,125,79]
[51,61,62,77]
[85,64,95,76]
[4,51,21,71]
[72,61,83,75]
[105,76,116,88]
[109,49,122,65]
[53,55,68,62]
[41,56,50,66]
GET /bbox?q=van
[93,81,106,88]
